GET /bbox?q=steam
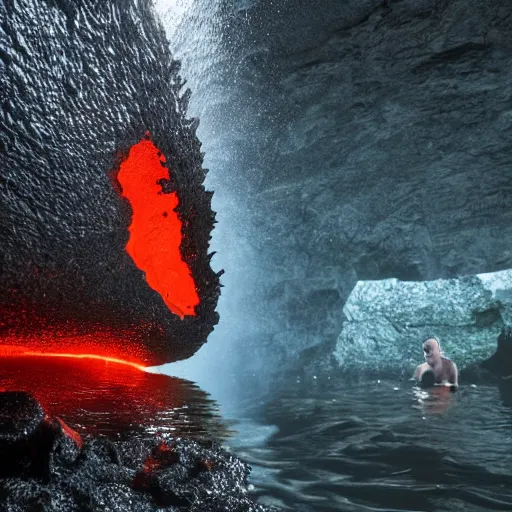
[151,1,264,402]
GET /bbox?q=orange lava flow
[116,138,199,319]
[21,351,146,371]
[0,345,146,371]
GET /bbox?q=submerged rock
[334,269,512,374]
[0,392,277,511]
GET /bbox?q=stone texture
[0,391,82,480]
[164,0,512,379]
[0,0,220,365]
[0,392,277,512]
[2,0,511,376]
[334,269,512,374]
[481,326,512,378]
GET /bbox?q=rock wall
[0,0,220,365]
[163,0,512,378]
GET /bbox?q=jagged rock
[0,392,82,481]
[0,392,277,511]
[0,0,219,365]
[333,269,512,373]
[0,392,44,444]
[481,326,512,378]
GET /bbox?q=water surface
[0,356,228,441]
[3,357,511,511]
[227,378,512,511]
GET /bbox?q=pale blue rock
[334,270,512,374]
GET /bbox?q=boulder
[0,391,82,480]
[0,392,277,511]
[334,269,512,374]
[0,0,220,366]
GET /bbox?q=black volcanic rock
[0,391,81,480]
[0,391,44,444]
[0,392,277,512]
[0,391,46,479]
[0,0,220,365]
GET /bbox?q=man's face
[423,339,440,366]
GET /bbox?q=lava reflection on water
[0,355,228,441]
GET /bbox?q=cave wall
[165,0,512,377]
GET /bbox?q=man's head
[423,337,441,367]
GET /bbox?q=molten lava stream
[116,137,200,319]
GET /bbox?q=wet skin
[413,338,458,391]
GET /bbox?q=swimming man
[413,337,458,391]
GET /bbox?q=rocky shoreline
[0,392,277,512]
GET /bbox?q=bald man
[413,337,458,391]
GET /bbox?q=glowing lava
[116,137,200,319]
[0,355,203,439]
[22,351,146,371]
[0,345,146,370]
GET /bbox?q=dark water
[0,356,228,441]
[2,357,511,510]
[227,378,512,511]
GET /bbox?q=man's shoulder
[442,357,456,368]
[442,357,458,375]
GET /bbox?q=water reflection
[412,385,455,416]
[0,356,230,441]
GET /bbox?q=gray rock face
[163,0,512,379]
[334,270,512,374]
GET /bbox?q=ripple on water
[228,378,512,511]
[0,356,230,442]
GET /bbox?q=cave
[1,0,512,510]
